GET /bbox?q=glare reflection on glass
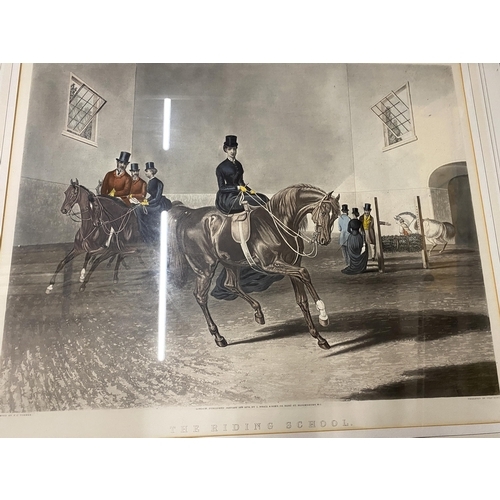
[158,210,168,361]
[163,98,171,151]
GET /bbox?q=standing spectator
[341,218,369,274]
[359,203,376,260]
[338,204,350,266]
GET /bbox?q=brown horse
[167,184,341,349]
[46,179,143,293]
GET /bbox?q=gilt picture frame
[0,63,499,437]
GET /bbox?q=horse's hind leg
[223,266,265,325]
[110,254,129,271]
[289,276,330,350]
[193,273,227,347]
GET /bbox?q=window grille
[371,82,417,150]
[64,74,106,145]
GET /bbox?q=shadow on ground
[345,361,500,400]
[230,309,491,354]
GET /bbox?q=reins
[91,196,142,251]
[242,191,334,260]
[63,184,137,249]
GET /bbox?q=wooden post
[416,196,430,269]
[373,197,385,273]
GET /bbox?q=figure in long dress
[341,218,368,275]
[211,134,283,299]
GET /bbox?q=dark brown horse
[167,184,341,349]
[46,179,143,293]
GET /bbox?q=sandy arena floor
[0,242,498,413]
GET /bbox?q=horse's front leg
[193,273,227,347]
[80,253,93,282]
[106,254,116,268]
[279,262,328,326]
[46,248,79,294]
[223,266,265,325]
[79,251,111,291]
[261,259,330,349]
[113,254,124,283]
[289,276,330,350]
[428,242,437,257]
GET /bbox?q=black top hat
[223,135,238,149]
[363,203,372,211]
[341,204,349,213]
[129,163,139,172]
[145,162,155,170]
[116,151,131,164]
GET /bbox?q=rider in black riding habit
[215,135,269,214]
[212,135,283,300]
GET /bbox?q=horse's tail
[442,222,456,241]
[167,205,190,288]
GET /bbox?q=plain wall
[346,63,467,235]
[13,63,137,245]
[12,63,471,245]
[132,63,355,203]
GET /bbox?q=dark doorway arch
[449,176,479,248]
[428,162,478,248]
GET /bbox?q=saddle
[230,201,255,243]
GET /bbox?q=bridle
[243,191,338,261]
[62,183,94,223]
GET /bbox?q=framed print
[0,63,500,437]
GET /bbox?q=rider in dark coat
[211,135,282,300]
[133,162,172,244]
[215,135,269,214]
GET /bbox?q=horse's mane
[267,184,327,232]
[396,211,416,219]
[75,183,129,209]
[97,194,132,209]
[268,184,326,214]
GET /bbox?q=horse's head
[311,191,341,245]
[61,179,81,214]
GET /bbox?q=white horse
[394,212,456,256]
